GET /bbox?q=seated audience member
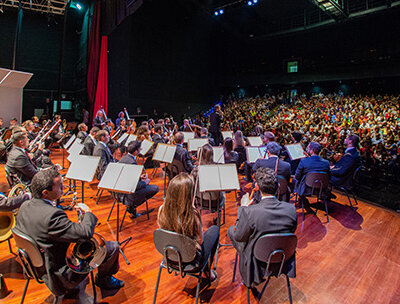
[81,127,99,156]
[331,134,361,188]
[294,142,331,205]
[252,142,291,202]
[223,138,239,166]
[227,167,297,288]
[158,173,220,281]
[0,191,31,211]
[119,141,159,218]
[234,130,246,170]
[76,123,88,143]
[6,130,39,184]
[93,130,115,180]
[173,132,194,173]
[14,168,124,297]
[200,127,216,146]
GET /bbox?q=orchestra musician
[173,132,194,173]
[93,130,115,180]
[80,127,99,156]
[32,116,40,128]
[179,119,193,132]
[119,141,159,218]
[116,111,125,127]
[152,124,167,144]
[199,127,216,146]
[0,191,31,211]
[14,168,124,297]
[93,110,106,129]
[76,123,88,143]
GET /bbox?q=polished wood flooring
[0,148,399,304]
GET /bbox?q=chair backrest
[277,176,288,195]
[167,159,185,179]
[350,166,361,188]
[253,233,297,277]
[196,190,222,211]
[305,172,329,198]
[12,229,44,282]
[4,166,21,187]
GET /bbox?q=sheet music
[67,142,84,162]
[246,147,262,163]
[152,143,176,163]
[258,146,268,159]
[116,164,143,193]
[65,134,76,149]
[117,132,129,144]
[66,155,100,182]
[213,147,225,164]
[198,165,221,192]
[247,136,263,147]
[188,138,208,152]
[285,143,306,160]
[222,131,233,140]
[98,163,122,190]
[182,132,195,143]
[140,139,153,155]
[219,164,240,191]
[125,134,137,147]
[241,193,250,207]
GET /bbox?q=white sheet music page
[116,164,143,193]
[247,136,263,147]
[164,145,177,163]
[213,147,225,164]
[198,165,221,192]
[222,131,233,140]
[67,140,83,155]
[153,143,168,161]
[140,139,153,155]
[98,163,122,190]
[65,134,76,149]
[67,142,84,162]
[258,146,268,159]
[125,134,138,147]
[182,132,195,143]
[219,164,240,191]
[117,132,129,144]
[246,147,262,163]
[285,143,306,160]
[66,155,100,182]
[188,138,208,152]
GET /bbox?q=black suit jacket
[174,145,194,173]
[93,116,104,129]
[294,155,331,196]
[6,146,38,183]
[93,142,114,180]
[14,198,97,296]
[80,135,96,156]
[253,156,291,183]
[331,148,361,188]
[76,131,87,143]
[209,112,222,133]
[152,133,165,145]
[228,197,297,287]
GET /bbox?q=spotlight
[248,1,253,5]
[253,0,258,3]
[219,9,224,14]
[214,11,219,16]
[76,3,82,10]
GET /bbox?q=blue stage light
[248,1,253,6]
[219,9,224,14]
[214,11,219,16]
[253,0,258,3]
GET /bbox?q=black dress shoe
[95,275,124,290]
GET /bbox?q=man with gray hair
[200,127,216,146]
[294,141,330,198]
[252,142,291,201]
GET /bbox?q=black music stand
[98,163,143,265]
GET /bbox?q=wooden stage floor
[0,149,399,304]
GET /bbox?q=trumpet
[66,194,107,274]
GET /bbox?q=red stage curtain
[93,36,108,118]
[87,0,101,119]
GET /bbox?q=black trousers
[200,225,220,272]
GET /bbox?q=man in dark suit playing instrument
[330,134,361,189]
[76,123,88,143]
[173,132,194,173]
[227,167,297,289]
[80,127,99,156]
[294,142,331,197]
[152,124,166,145]
[6,131,39,184]
[13,168,124,297]
[252,142,291,201]
[119,141,159,218]
[93,130,115,180]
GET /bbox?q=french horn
[66,193,107,274]
[0,183,29,242]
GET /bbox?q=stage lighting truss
[0,0,68,15]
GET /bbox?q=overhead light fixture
[248,1,253,5]
[76,3,82,10]
[219,9,224,14]
[214,11,219,16]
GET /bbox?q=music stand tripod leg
[116,196,132,265]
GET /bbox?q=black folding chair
[4,166,23,188]
[334,166,361,207]
[232,233,297,304]
[303,172,330,222]
[12,229,97,304]
[277,175,290,202]
[196,191,225,226]
[153,229,213,304]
